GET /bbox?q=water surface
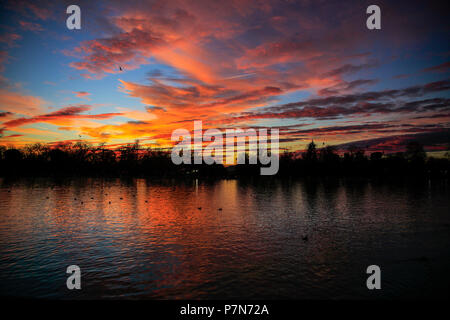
[0,177,449,299]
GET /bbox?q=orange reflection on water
[1,177,449,299]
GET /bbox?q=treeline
[274,141,449,178]
[0,140,448,178]
[0,141,224,177]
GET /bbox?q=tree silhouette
[303,140,317,162]
[0,140,448,178]
[405,141,426,162]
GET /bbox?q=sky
[0,0,449,154]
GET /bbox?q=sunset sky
[0,0,449,154]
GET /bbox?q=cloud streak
[2,105,123,128]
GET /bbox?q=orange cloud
[0,88,46,116]
[2,105,123,128]
[73,91,91,100]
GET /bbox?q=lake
[0,177,449,299]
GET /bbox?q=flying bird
[119,66,123,71]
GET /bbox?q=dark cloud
[145,106,167,112]
[223,80,450,122]
[322,63,377,77]
[0,111,13,117]
[2,105,123,128]
[334,130,450,153]
[283,123,432,137]
[276,79,450,111]
[127,120,149,125]
[3,134,23,138]
[422,61,450,73]
[318,79,378,96]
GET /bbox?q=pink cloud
[19,20,44,32]
[73,91,91,100]
[0,33,22,47]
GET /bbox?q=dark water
[0,177,449,299]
